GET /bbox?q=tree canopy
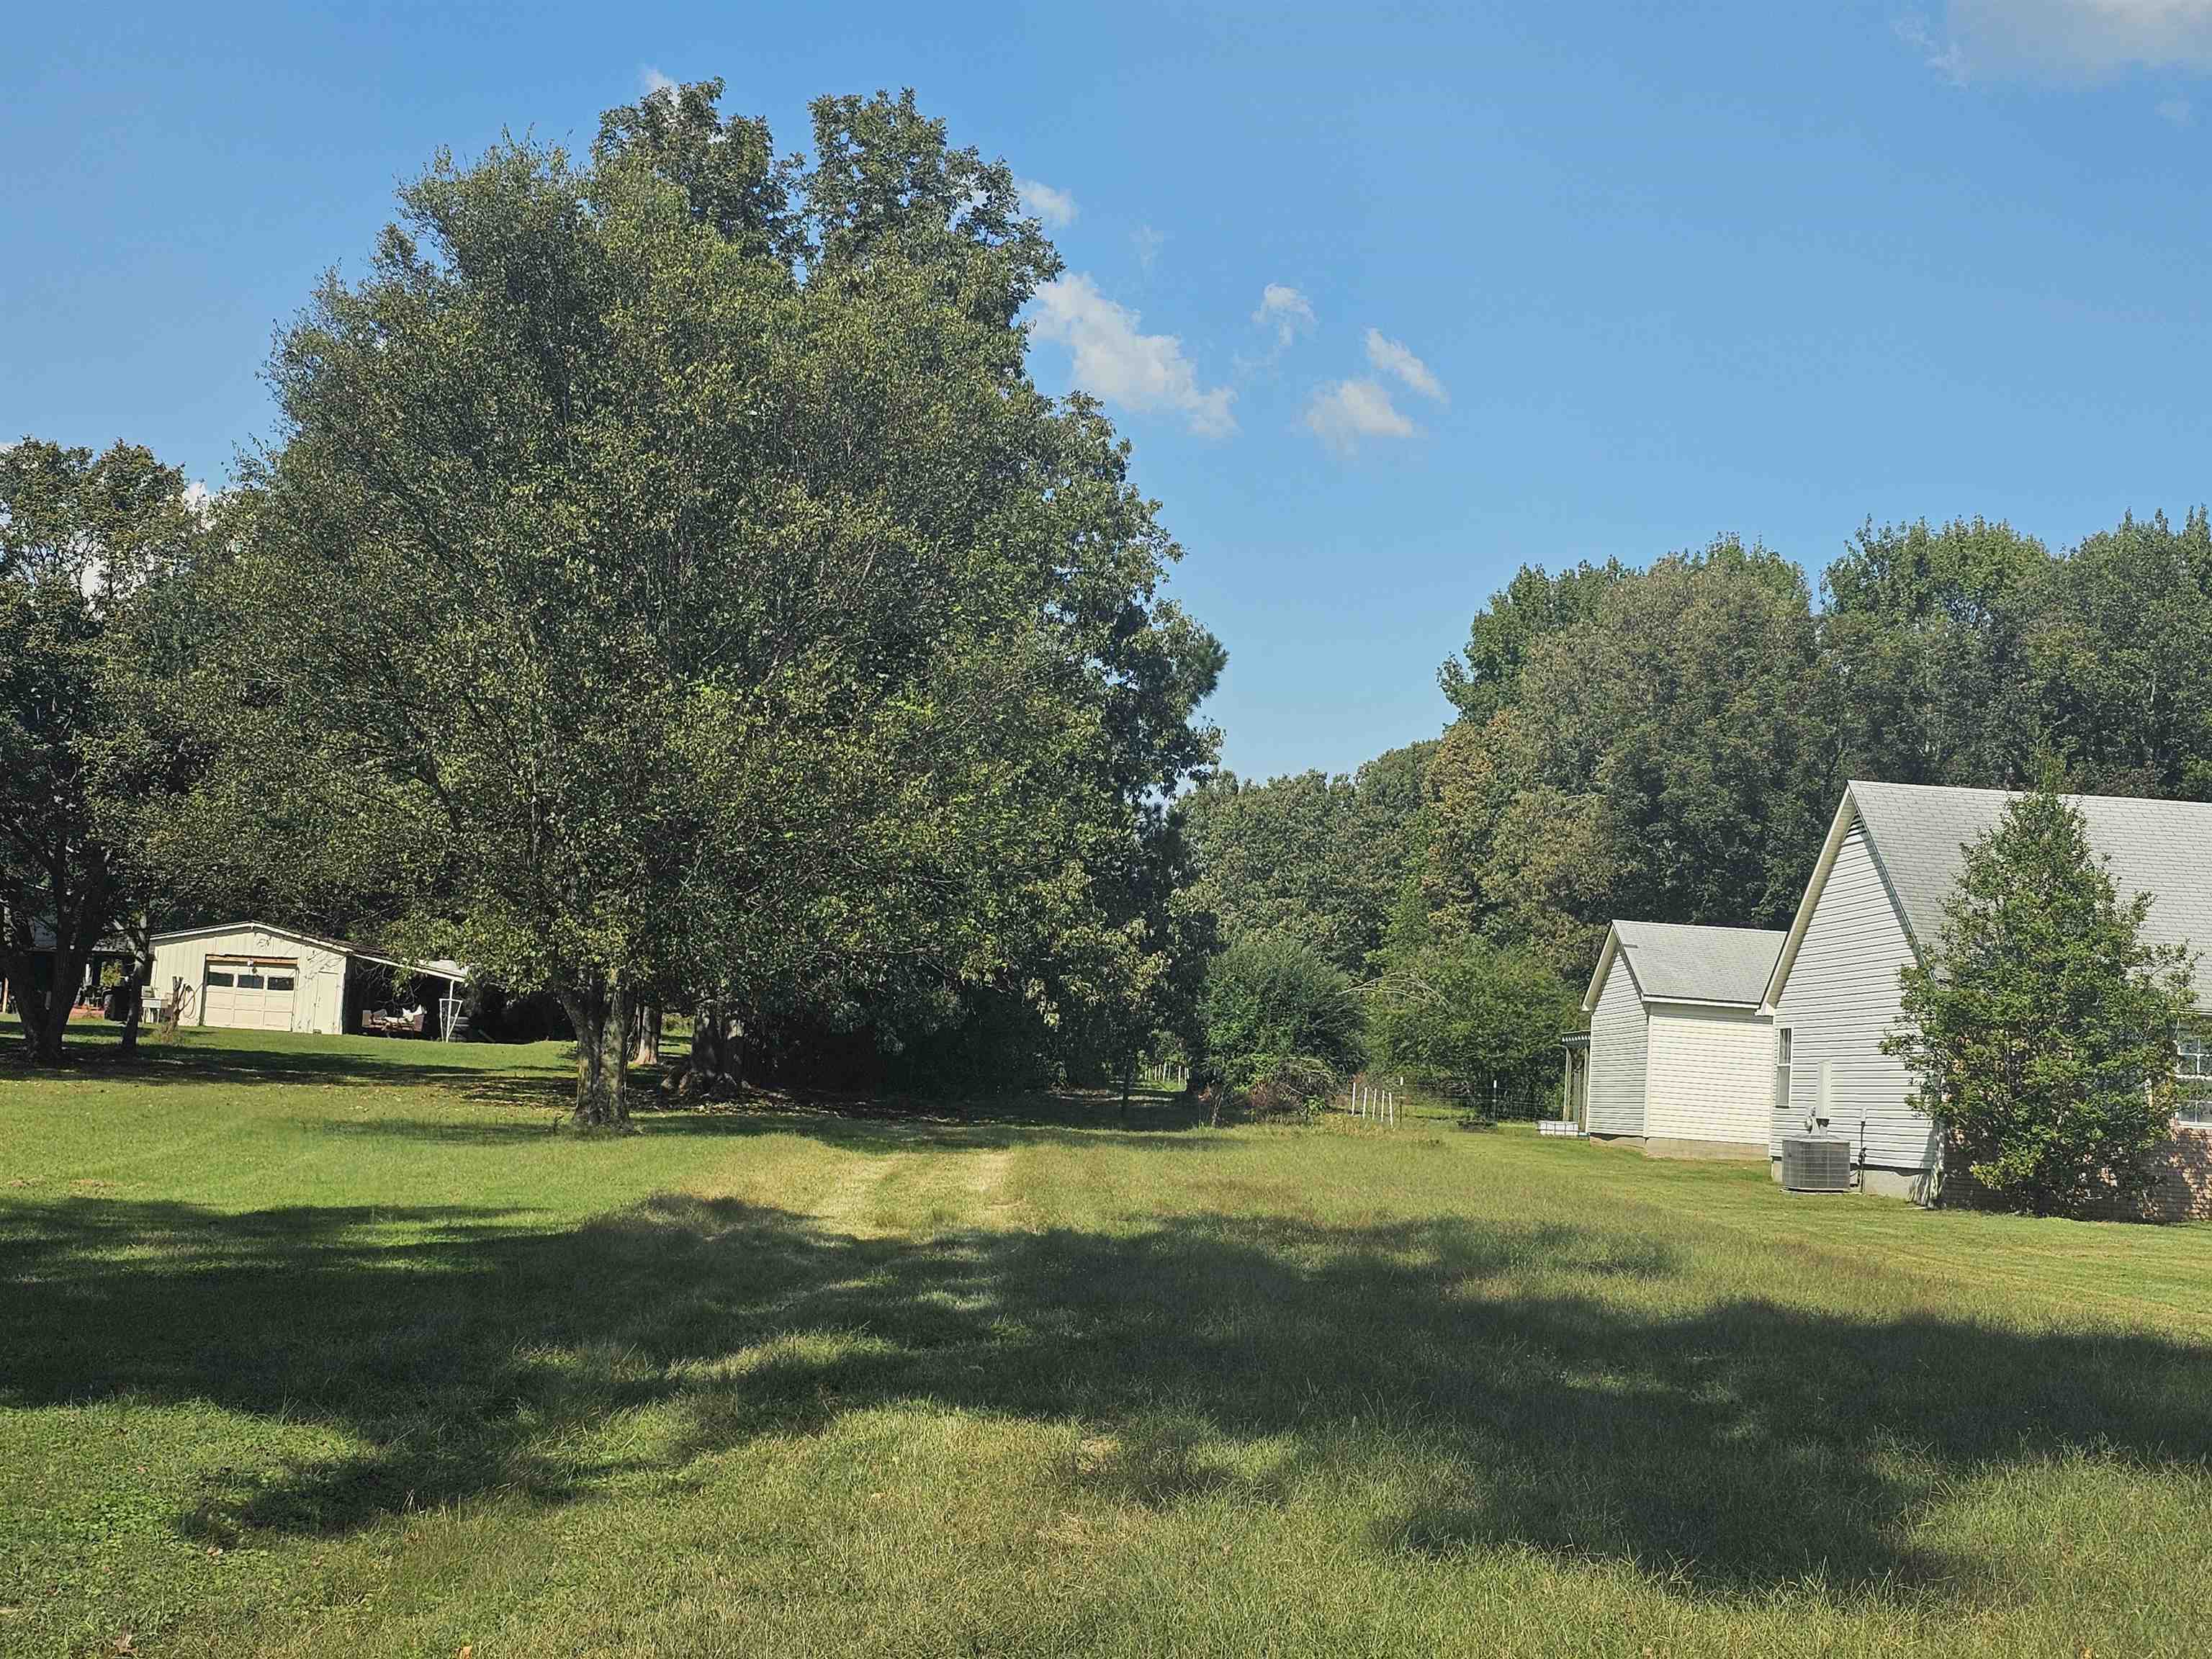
[161,81,1222,1118]
[1,440,212,1061]
[1181,739,1434,974]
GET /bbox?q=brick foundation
[1943,1123,2212,1223]
[2077,1125,2212,1222]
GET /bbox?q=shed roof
[1582,920,1787,1012]
[1763,781,2212,1010]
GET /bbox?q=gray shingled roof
[1851,780,2212,971]
[1611,920,1786,1006]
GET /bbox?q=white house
[1580,920,1787,1159]
[1760,781,2212,1210]
[148,921,466,1037]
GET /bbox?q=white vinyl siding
[1645,1004,1774,1147]
[1586,956,1648,1138]
[1769,824,1938,1172]
[149,926,351,1035]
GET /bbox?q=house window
[1774,1027,1793,1117]
[2176,1033,2212,1128]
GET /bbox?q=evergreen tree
[1884,773,2196,1215]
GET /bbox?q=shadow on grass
[10,1022,1208,1138]
[6,1028,572,1100]
[4,1191,2210,1604]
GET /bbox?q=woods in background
[1187,511,2212,1108]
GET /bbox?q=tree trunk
[114,956,147,1057]
[7,863,112,1065]
[561,973,632,1127]
[14,927,91,1065]
[631,1002,661,1067]
[680,996,743,1099]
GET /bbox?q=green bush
[1197,934,1362,1092]
[1243,1053,1342,1120]
[1367,935,1576,1110]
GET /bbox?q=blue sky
[8,3,2212,781]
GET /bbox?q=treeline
[2,81,1223,1118]
[1185,513,2212,1109]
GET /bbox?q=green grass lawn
[4,1024,2211,1657]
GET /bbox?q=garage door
[202,958,298,1030]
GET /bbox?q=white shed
[148,921,466,1038]
[1579,920,1787,1160]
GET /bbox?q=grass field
[4,1023,2212,1657]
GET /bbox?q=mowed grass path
[4,1027,2212,1656]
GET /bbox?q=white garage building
[1580,920,1787,1159]
[148,921,465,1036]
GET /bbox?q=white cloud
[2158,92,2198,120]
[1131,225,1166,272]
[1895,14,1974,82]
[1252,283,1316,347]
[1305,379,1417,451]
[1015,177,1077,228]
[1363,329,1445,401]
[1030,274,1236,436]
[1904,3,2212,81]
[641,66,677,97]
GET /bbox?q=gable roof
[148,920,468,984]
[1582,920,1788,1013]
[1762,780,2212,1011]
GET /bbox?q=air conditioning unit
[1781,1134,1853,1193]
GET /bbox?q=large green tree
[1,440,210,1063]
[1884,775,2197,1216]
[1182,739,1434,974]
[1820,516,2052,790]
[1439,559,1630,726]
[181,82,1221,1123]
[2026,511,2212,801]
[1414,537,1836,979]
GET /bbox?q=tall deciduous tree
[1415,537,1836,979]
[1439,559,1630,725]
[1183,739,1435,974]
[179,84,1220,1123]
[1821,516,2052,789]
[1884,774,2196,1216]
[2026,511,2212,801]
[1,441,207,1062]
